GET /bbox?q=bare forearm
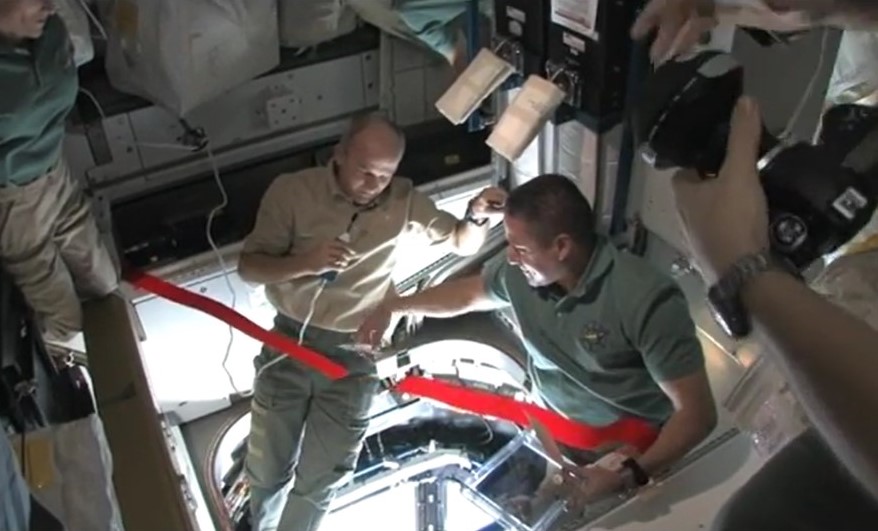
[715,3,813,31]
[716,0,875,30]
[743,271,878,497]
[388,276,500,318]
[237,253,310,284]
[638,408,716,476]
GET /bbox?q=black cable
[611,36,651,236]
[20,428,27,481]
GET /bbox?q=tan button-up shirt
[242,166,459,332]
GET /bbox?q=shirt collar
[536,236,615,301]
[326,161,349,201]
[0,36,28,55]
[0,16,50,55]
[570,236,615,298]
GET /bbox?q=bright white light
[321,482,418,531]
[132,180,498,420]
[445,481,498,531]
[135,272,274,413]
[392,190,499,285]
[321,480,498,531]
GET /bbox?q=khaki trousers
[0,160,118,343]
[246,315,378,531]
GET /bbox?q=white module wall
[65,51,380,201]
[379,32,457,126]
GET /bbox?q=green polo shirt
[482,237,704,427]
[0,16,77,186]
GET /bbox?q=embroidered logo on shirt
[580,321,610,350]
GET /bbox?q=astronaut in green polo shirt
[357,173,718,505]
[0,0,117,343]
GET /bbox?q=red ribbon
[127,270,348,380]
[125,270,659,452]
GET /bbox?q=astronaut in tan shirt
[239,112,505,531]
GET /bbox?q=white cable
[78,86,241,394]
[254,352,286,380]
[297,281,325,344]
[254,281,327,381]
[136,141,196,151]
[204,142,241,396]
[78,87,106,121]
[781,28,830,141]
[79,90,199,152]
[76,0,108,41]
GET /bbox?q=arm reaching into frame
[632,0,878,64]
[672,95,878,498]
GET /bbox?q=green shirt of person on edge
[0,6,77,186]
[0,0,117,344]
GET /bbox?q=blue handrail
[610,37,651,235]
[465,0,487,132]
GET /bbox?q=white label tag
[510,20,523,37]
[833,187,868,221]
[562,31,586,53]
[551,0,599,41]
[507,6,526,22]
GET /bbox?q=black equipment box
[493,0,551,76]
[547,0,642,131]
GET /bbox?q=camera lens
[635,51,878,273]
[771,214,808,252]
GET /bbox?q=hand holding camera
[672,96,770,285]
[634,52,878,337]
[635,52,878,273]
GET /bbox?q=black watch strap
[621,458,650,487]
[464,202,489,226]
[707,250,795,339]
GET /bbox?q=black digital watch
[619,458,650,489]
[707,250,798,339]
[463,201,489,226]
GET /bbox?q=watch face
[619,466,638,490]
[708,297,736,338]
[707,285,751,339]
[620,458,650,487]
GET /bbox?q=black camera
[632,51,878,272]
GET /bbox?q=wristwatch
[619,458,650,490]
[707,249,797,339]
[463,201,489,227]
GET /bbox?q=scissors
[337,342,395,361]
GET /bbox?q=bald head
[334,113,406,205]
[340,113,406,157]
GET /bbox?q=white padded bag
[278,0,358,48]
[103,0,280,117]
[827,31,878,105]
